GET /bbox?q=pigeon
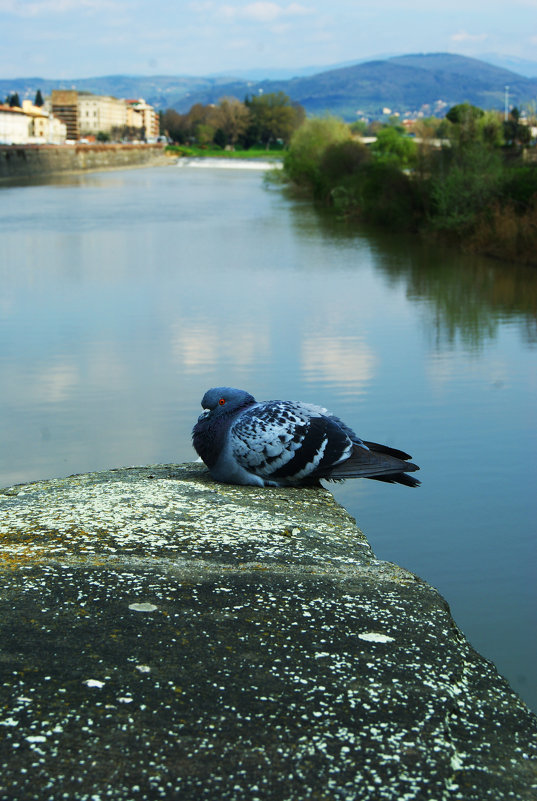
[192,387,420,488]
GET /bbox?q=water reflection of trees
[312,210,537,349]
[379,238,537,349]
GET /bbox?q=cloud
[219,2,311,22]
[450,30,489,43]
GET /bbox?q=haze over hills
[2,53,537,121]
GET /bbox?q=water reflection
[170,323,271,373]
[303,207,537,350]
[1,166,536,713]
[301,335,376,392]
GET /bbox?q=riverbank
[0,142,170,183]
[1,462,536,800]
[282,117,537,267]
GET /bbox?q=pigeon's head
[198,387,256,421]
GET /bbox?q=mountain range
[3,53,537,121]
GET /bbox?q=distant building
[22,100,67,144]
[50,90,79,141]
[50,90,159,141]
[0,101,67,145]
[126,99,160,140]
[78,93,130,135]
[0,104,29,144]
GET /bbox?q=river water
[1,163,536,712]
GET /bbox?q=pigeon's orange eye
[219,398,226,406]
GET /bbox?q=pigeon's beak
[198,408,210,422]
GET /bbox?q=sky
[2,0,537,79]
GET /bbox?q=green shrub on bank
[353,162,423,228]
[470,200,537,264]
[329,162,423,229]
[281,109,537,265]
[427,144,505,232]
[283,117,351,195]
[370,126,417,169]
[500,166,537,210]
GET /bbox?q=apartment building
[51,90,159,141]
[78,93,130,135]
[126,99,160,139]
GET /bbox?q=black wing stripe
[270,417,350,479]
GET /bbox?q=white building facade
[78,94,130,135]
[22,100,67,144]
[0,105,30,144]
[0,103,67,145]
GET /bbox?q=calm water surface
[1,164,536,711]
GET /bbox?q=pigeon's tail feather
[326,443,420,486]
[368,472,421,488]
[362,440,414,461]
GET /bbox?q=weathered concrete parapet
[1,464,536,800]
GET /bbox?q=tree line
[282,103,537,266]
[161,92,305,150]
[3,90,44,108]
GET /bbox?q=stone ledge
[0,463,536,800]
[0,143,170,182]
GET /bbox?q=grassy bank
[282,113,537,267]
[166,144,284,160]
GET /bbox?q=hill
[174,53,537,119]
[2,53,537,120]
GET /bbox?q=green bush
[427,144,504,231]
[355,162,422,228]
[370,127,417,169]
[283,116,350,195]
[500,166,537,210]
[320,139,370,186]
[281,106,537,264]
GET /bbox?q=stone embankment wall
[0,142,168,181]
[1,463,536,800]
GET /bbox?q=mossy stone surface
[1,464,536,800]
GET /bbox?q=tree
[245,92,305,149]
[34,89,44,107]
[446,103,484,126]
[8,93,21,108]
[194,122,216,145]
[445,103,485,147]
[213,97,251,148]
[283,116,350,193]
[428,144,504,231]
[479,110,504,148]
[503,107,531,147]
[349,120,368,136]
[370,126,417,169]
[161,109,187,143]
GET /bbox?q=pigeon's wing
[229,401,353,483]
